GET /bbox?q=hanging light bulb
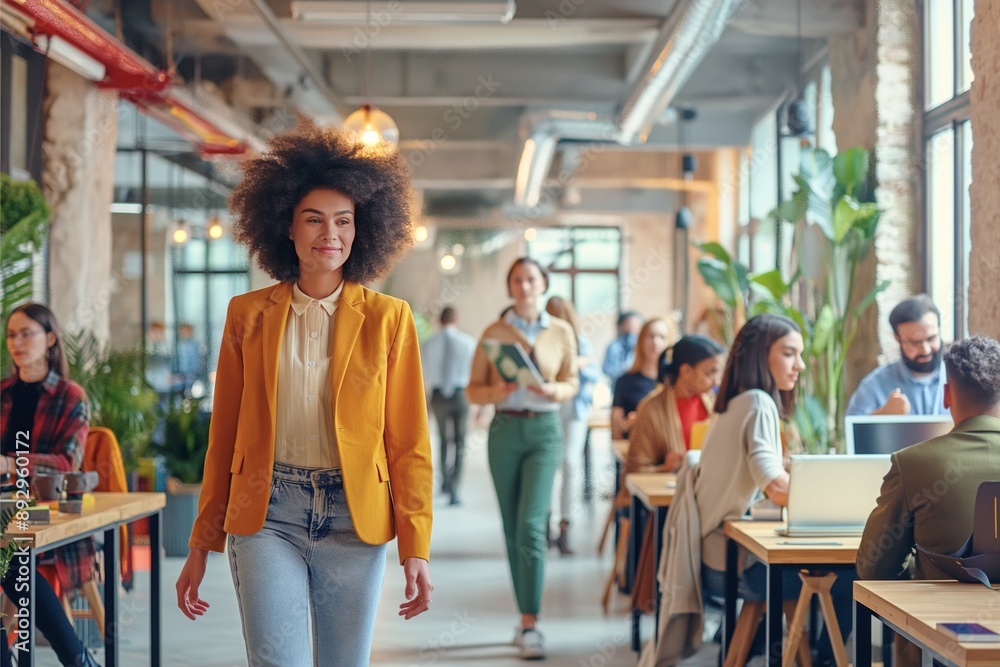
[439,253,458,272]
[342,104,399,148]
[342,0,399,148]
[207,215,224,240]
[173,219,189,244]
[414,224,430,243]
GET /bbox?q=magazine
[481,339,544,388]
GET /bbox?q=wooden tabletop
[5,492,166,550]
[625,472,676,508]
[854,580,1000,667]
[588,410,612,430]
[612,438,629,464]
[724,520,860,565]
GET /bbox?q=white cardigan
[694,389,786,571]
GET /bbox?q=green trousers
[487,411,562,615]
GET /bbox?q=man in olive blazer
[857,336,1000,667]
[189,281,433,564]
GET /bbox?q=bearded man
[846,294,950,416]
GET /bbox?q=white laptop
[776,454,892,537]
[844,415,953,455]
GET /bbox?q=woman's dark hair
[229,123,414,284]
[659,335,726,385]
[7,302,69,378]
[506,257,549,297]
[714,314,800,417]
[944,336,1000,408]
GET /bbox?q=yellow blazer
[189,281,433,563]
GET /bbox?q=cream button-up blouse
[273,281,344,469]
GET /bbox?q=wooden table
[625,472,676,651]
[723,520,860,666]
[583,410,612,501]
[612,438,629,465]
[854,580,1000,667]
[4,492,166,667]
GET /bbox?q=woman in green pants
[467,257,579,660]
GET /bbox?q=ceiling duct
[513,110,617,209]
[512,0,741,209]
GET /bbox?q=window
[0,33,44,181]
[526,227,621,316]
[923,0,973,340]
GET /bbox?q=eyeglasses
[900,334,939,350]
[5,329,44,342]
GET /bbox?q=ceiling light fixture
[674,107,697,332]
[292,1,516,24]
[207,215,224,240]
[341,0,399,148]
[784,0,812,137]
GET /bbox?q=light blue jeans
[228,463,388,667]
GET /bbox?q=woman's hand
[399,557,433,620]
[764,473,790,507]
[527,382,558,399]
[661,451,684,473]
[176,547,211,620]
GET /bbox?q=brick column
[968,0,1000,339]
[42,62,118,344]
[828,0,920,392]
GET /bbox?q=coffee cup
[31,473,65,501]
[63,471,99,495]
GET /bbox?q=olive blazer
[188,281,433,563]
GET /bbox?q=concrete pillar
[828,0,921,391]
[968,0,1000,339]
[41,62,118,344]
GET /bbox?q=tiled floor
[35,423,722,666]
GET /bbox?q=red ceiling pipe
[3,0,170,95]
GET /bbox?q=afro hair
[229,123,414,284]
[944,336,1000,407]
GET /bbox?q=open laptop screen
[844,415,954,455]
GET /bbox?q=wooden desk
[624,473,676,651]
[723,520,859,666]
[854,580,1000,667]
[4,492,166,667]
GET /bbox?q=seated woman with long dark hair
[1,303,97,667]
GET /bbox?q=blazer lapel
[330,282,365,398]
[262,283,292,411]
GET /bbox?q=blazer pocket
[375,457,390,483]
[230,450,245,475]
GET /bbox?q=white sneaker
[519,628,545,660]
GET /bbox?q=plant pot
[163,477,202,557]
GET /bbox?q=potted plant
[1,174,50,371]
[154,396,210,557]
[64,332,160,473]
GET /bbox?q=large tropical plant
[65,331,160,470]
[772,146,887,452]
[0,175,50,371]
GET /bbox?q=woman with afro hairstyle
[176,125,434,666]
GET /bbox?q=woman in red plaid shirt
[1,303,97,667]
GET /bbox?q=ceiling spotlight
[524,227,537,242]
[784,97,813,137]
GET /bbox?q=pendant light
[784,0,812,137]
[342,0,399,148]
[674,108,697,332]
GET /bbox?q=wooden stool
[64,578,106,639]
[725,600,813,667]
[601,517,630,611]
[597,504,616,555]
[783,571,848,667]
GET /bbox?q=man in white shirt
[420,306,477,505]
[847,294,949,416]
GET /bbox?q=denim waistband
[272,461,343,486]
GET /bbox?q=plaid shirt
[1,370,95,589]
[1,370,89,474]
